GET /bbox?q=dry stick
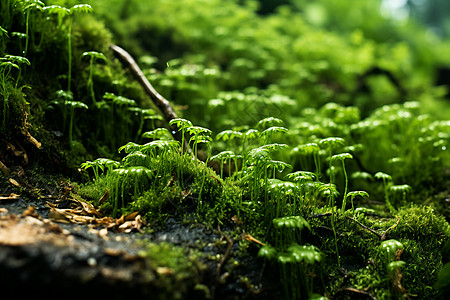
[346,216,401,241]
[109,44,191,153]
[212,226,234,300]
[345,216,382,239]
[380,217,401,241]
[335,287,377,300]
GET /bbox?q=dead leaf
[77,199,103,217]
[157,267,174,275]
[0,213,72,246]
[48,206,72,224]
[47,201,144,233]
[0,160,10,176]
[98,228,108,238]
[231,215,243,226]
[6,140,28,164]
[110,212,144,233]
[181,189,191,199]
[124,211,139,221]
[0,193,20,201]
[22,206,40,218]
[9,178,20,187]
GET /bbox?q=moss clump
[139,242,206,300]
[387,205,449,297]
[392,205,449,241]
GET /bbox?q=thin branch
[109,44,191,153]
[380,217,401,241]
[346,216,401,241]
[212,226,233,300]
[346,216,382,239]
[334,287,377,300]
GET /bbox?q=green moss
[0,84,28,136]
[139,242,206,300]
[2,0,450,298]
[129,185,183,226]
[392,205,450,240]
[74,176,108,205]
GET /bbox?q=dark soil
[0,190,277,300]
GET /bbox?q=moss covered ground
[1,0,450,299]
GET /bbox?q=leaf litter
[47,197,144,234]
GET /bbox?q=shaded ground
[0,181,275,300]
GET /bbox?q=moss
[386,205,450,298]
[139,242,206,300]
[392,205,450,240]
[304,206,449,298]
[2,0,449,298]
[0,84,28,137]
[74,176,108,205]
[129,185,183,226]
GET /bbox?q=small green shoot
[81,158,120,181]
[319,137,345,183]
[169,118,193,154]
[346,190,369,212]
[44,4,93,91]
[390,184,412,205]
[295,143,321,180]
[82,51,107,103]
[3,54,30,88]
[380,239,404,262]
[375,172,395,213]
[187,126,212,158]
[21,0,44,56]
[330,152,353,213]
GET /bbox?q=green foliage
[258,215,321,300]
[436,239,450,296]
[2,0,450,298]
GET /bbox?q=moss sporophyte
[375,172,395,213]
[43,4,93,91]
[48,90,88,148]
[82,51,107,103]
[258,216,322,300]
[330,152,353,213]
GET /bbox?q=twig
[380,217,401,241]
[346,216,382,239]
[242,232,265,246]
[212,226,233,300]
[109,44,191,153]
[334,287,376,300]
[346,216,401,241]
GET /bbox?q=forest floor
[0,171,278,300]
